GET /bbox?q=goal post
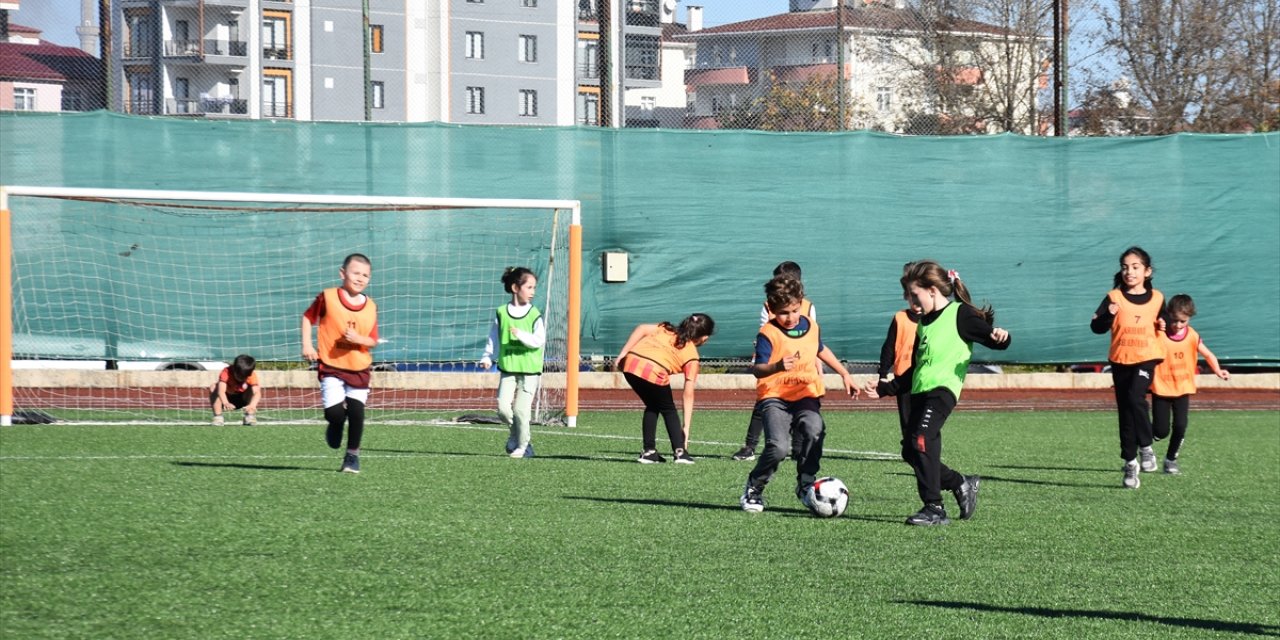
[0,186,581,427]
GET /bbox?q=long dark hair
[660,313,716,349]
[501,266,536,294]
[1112,246,1154,290]
[902,260,995,324]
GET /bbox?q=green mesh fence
[2,112,1278,364]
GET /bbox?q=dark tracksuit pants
[1111,361,1158,462]
[904,388,965,507]
[1152,394,1191,460]
[747,397,825,494]
[623,372,686,453]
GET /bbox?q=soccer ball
[804,477,850,518]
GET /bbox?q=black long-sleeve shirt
[1089,289,1166,334]
[876,311,920,378]
[876,303,1010,396]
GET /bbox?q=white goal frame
[0,186,583,427]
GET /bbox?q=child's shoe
[1122,459,1141,489]
[242,413,256,426]
[638,450,666,464]
[211,415,224,426]
[953,475,980,520]
[505,435,519,454]
[905,503,950,526]
[509,443,535,459]
[740,482,765,513]
[1139,446,1157,472]
[1162,457,1181,475]
[730,445,756,461]
[340,452,360,474]
[673,449,695,464]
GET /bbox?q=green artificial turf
[2,409,1277,639]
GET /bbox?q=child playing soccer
[209,354,261,426]
[730,261,816,462]
[740,275,858,513]
[1150,294,1230,475]
[864,261,1010,526]
[480,267,546,459]
[302,253,378,474]
[1090,246,1166,488]
[616,313,716,464]
[872,264,922,439]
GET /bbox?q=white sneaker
[509,444,534,459]
[1163,457,1181,475]
[1122,460,1141,489]
[211,415,224,426]
[740,482,765,513]
[1139,447,1157,473]
[242,414,256,426]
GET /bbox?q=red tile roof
[0,40,100,82]
[7,22,43,36]
[678,7,1014,38]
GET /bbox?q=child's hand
[302,345,318,361]
[779,351,799,371]
[1155,317,1167,333]
[990,327,1009,344]
[861,380,881,399]
[1107,302,1119,316]
[842,375,860,399]
[1216,368,1231,381]
[480,357,492,370]
[343,328,364,345]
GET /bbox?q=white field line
[0,421,899,461]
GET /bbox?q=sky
[16,0,792,49]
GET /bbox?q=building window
[263,14,289,59]
[370,25,384,54]
[466,86,485,114]
[466,0,483,3]
[371,81,385,109]
[640,96,655,111]
[579,39,599,78]
[518,35,537,63]
[519,89,538,117]
[263,73,290,117]
[579,91,599,125]
[466,32,484,59]
[523,0,537,6]
[13,87,36,111]
[624,34,659,80]
[876,86,892,113]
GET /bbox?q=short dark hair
[773,261,802,279]
[1167,294,1196,318]
[343,253,372,269]
[764,274,805,313]
[231,354,256,380]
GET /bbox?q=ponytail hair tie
[947,269,960,284]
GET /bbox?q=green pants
[498,372,541,448]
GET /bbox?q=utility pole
[835,0,846,129]
[1052,0,1068,136]
[99,0,111,111]
[362,0,372,121]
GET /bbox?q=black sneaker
[905,503,950,526]
[953,475,980,520]
[325,422,343,449]
[740,483,765,513]
[638,450,666,464]
[340,452,360,474]
[731,446,756,461]
[673,449,696,464]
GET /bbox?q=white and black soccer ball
[804,477,850,518]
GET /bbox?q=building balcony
[685,66,752,88]
[162,0,249,6]
[263,46,292,61]
[162,38,248,59]
[123,99,157,115]
[578,62,599,80]
[165,97,248,116]
[625,0,660,27]
[262,100,293,118]
[578,0,597,22]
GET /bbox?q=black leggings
[1110,362,1157,462]
[623,372,685,453]
[1152,394,1191,460]
[903,388,964,506]
[325,399,365,450]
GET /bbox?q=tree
[1102,0,1280,133]
[715,72,854,132]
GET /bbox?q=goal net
[1,187,581,426]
